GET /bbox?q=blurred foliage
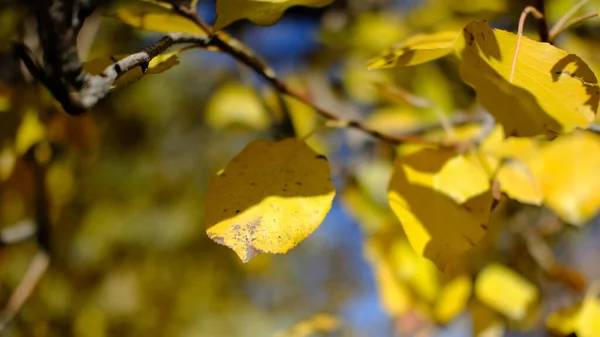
[2,0,600,336]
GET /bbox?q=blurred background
[1,0,600,336]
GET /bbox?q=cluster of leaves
[4,0,600,335]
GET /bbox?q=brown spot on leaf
[462,234,476,247]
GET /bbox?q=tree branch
[16,33,210,115]
[533,0,549,42]
[0,251,50,333]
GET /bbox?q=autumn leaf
[368,31,458,69]
[455,20,598,138]
[434,275,472,324]
[390,238,440,303]
[15,109,45,155]
[205,138,335,262]
[205,82,270,130]
[106,0,205,35]
[529,131,600,225]
[364,238,412,316]
[546,282,600,337]
[214,0,334,31]
[387,148,493,270]
[475,263,538,321]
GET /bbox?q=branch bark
[16,33,210,115]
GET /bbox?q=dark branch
[16,33,210,115]
[533,0,550,42]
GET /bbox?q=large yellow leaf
[368,31,458,69]
[107,0,205,34]
[387,148,493,269]
[475,263,538,321]
[546,282,600,337]
[205,138,335,262]
[530,131,600,225]
[455,21,598,138]
[214,0,334,31]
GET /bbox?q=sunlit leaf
[364,238,412,316]
[434,275,472,324]
[214,0,334,31]
[546,282,600,337]
[390,238,439,303]
[496,160,542,205]
[15,109,45,155]
[475,263,538,321]
[387,148,493,269]
[205,83,270,130]
[107,0,205,34]
[205,138,335,262]
[530,131,600,225]
[369,31,458,69]
[455,21,598,137]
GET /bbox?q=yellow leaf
[343,62,393,103]
[365,105,422,134]
[496,160,542,205]
[82,51,181,89]
[214,0,334,31]
[390,239,439,303]
[364,238,412,316]
[387,148,493,269]
[107,0,205,34]
[475,263,538,321]
[546,282,600,337]
[455,21,598,138]
[340,184,394,235]
[205,83,270,130]
[15,109,45,155]
[470,300,506,337]
[530,131,600,225]
[368,31,458,69]
[434,275,472,324]
[205,138,335,262]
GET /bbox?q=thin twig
[511,6,544,84]
[179,12,459,147]
[549,11,599,42]
[0,251,50,332]
[549,0,588,42]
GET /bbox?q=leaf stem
[549,11,599,43]
[510,6,544,84]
